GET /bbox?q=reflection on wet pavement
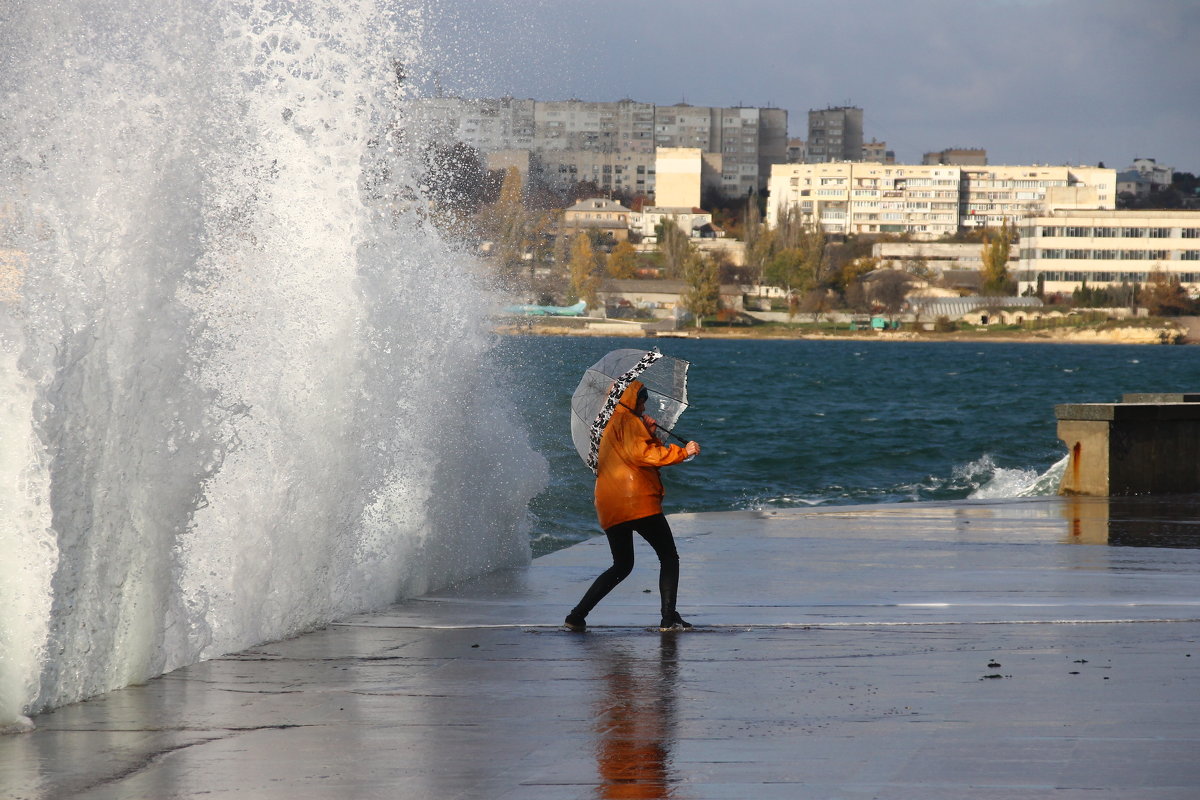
[591,635,680,799]
[1064,494,1200,548]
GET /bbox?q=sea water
[0,0,546,726]
[502,336,1200,555]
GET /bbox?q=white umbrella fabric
[570,348,689,475]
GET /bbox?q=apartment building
[406,97,787,197]
[862,139,895,164]
[768,163,1118,240]
[768,162,961,238]
[959,165,1115,229]
[1017,209,1200,295]
[806,106,863,163]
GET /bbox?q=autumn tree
[657,219,692,279]
[870,269,915,325]
[835,255,879,302]
[478,167,529,279]
[569,233,601,309]
[800,288,833,323]
[739,194,768,281]
[1139,268,1196,316]
[981,219,1014,295]
[606,240,638,279]
[681,250,720,328]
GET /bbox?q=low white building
[1017,209,1200,296]
[872,241,1017,274]
[598,279,744,319]
[768,162,1116,240]
[633,207,715,240]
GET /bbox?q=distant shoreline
[495,319,1195,346]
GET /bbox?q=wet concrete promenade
[4,496,1200,799]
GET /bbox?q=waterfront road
[4,496,1199,799]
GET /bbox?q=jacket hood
[618,380,644,408]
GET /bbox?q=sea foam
[0,0,546,724]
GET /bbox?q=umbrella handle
[658,426,689,445]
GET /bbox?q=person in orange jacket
[565,380,701,632]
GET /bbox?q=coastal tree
[869,268,914,325]
[568,233,601,309]
[680,250,720,328]
[657,219,692,279]
[742,195,766,282]
[800,288,833,324]
[1139,268,1196,316]
[834,255,879,302]
[478,166,529,280]
[981,219,1014,295]
[606,240,638,279]
[763,248,809,296]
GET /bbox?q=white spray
[0,0,546,727]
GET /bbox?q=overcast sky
[415,0,1198,173]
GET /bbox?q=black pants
[571,513,679,621]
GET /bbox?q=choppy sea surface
[497,335,1200,556]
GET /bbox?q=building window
[1182,228,1200,239]
[1149,228,1171,238]
[1093,227,1117,238]
[1065,226,1091,237]
[1121,227,1146,238]
[1181,251,1200,261]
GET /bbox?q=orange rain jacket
[594,380,690,530]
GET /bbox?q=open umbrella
[570,348,690,475]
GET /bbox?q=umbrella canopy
[570,348,689,474]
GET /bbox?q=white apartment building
[768,163,1117,240]
[768,162,961,238]
[1017,209,1200,296]
[959,165,1115,229]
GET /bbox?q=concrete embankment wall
[1057,394,1200,495]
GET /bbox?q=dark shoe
[564,613,587,632]
[658,613,693,631]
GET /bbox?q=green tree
[981,219,1014,295]
[763,247,810,295]
[606,240,638,279]
[680,250,720,328]
[569,233,600,309]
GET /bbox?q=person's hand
[643,415,657,432]
[684,441,700,458]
